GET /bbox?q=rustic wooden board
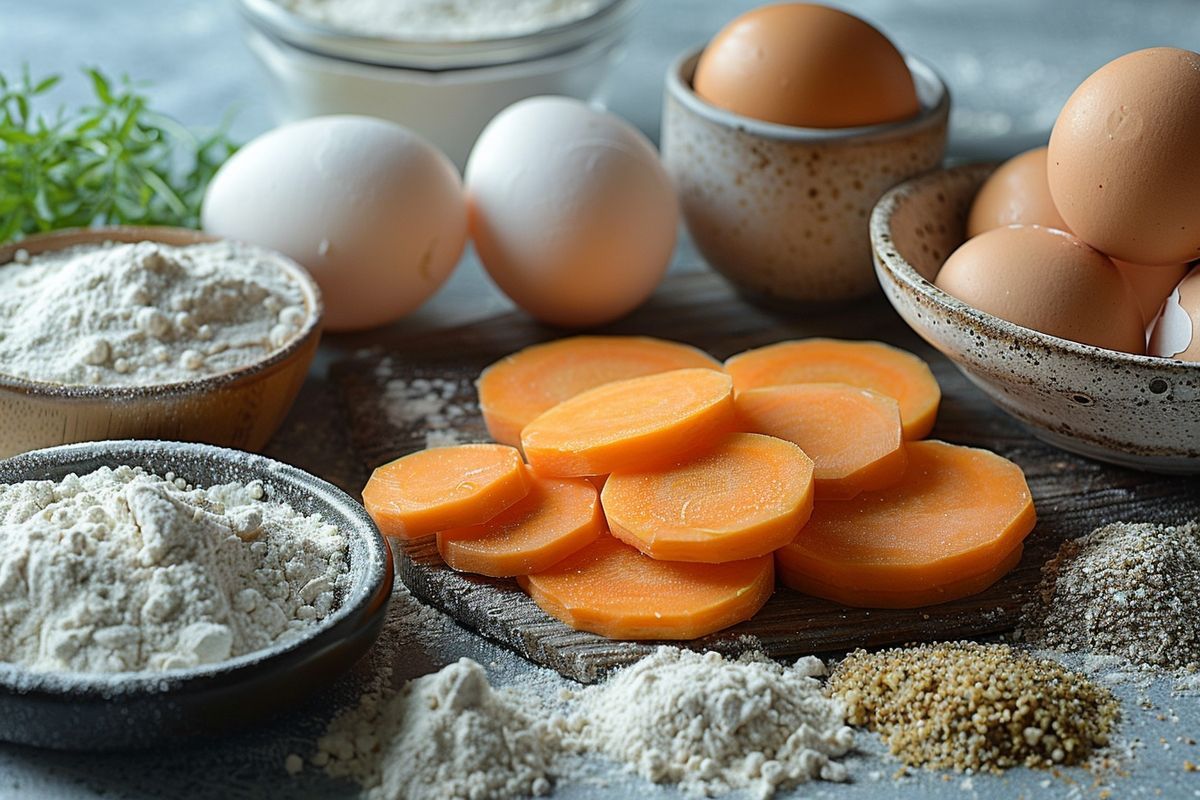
[331,271,1200,683]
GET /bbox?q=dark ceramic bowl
[871,163,1200,474]
[0,440,392,750]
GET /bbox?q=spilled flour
[564,648,853,799]
[376,365,478,449]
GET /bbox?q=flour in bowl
[278,0,611,41]
[0,465,349,673]
[0,240,310,387]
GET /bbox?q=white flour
[565,648,854,799]
[0,241,309,387]
[315,657,561,800]
[0,466,348,673]
[378,372,477,448]
[279,0,610,40]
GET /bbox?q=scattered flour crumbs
[311,643,853,800]
[376,360,478,448]
[0,240,309,386]
[0,466,348,673]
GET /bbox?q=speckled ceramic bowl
[0,439,393,750]
[0,227,323,459]
[662,47,949,306]
[871,163,1200,474]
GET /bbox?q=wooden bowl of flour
[0,227,323,459]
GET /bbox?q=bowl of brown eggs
[871,47,1200,474]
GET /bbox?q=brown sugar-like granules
[1021,522,1200,672]
[827,642,1119,773]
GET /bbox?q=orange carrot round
[477,336,722,447]
[437,475,603,577]
[521,368,736,477]
[780,541,1024,609]
[601,433,814,563]
[518,535,774,640]
[776,440,1035,607]
[735,383,908,499]
[362,444,529,539]
[725,339,941,439]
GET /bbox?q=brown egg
[935,225,1146,354]
[1047,47,1200,266]
[966,147,1068,237]
[693,3,919,128]
[1149,264,1200,360]
[1114,260,1193,327]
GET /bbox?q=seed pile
[827,642,1119,772]
[1021,521,1200,671]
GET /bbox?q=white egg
[465,97,678,328]
[202,115,467,332]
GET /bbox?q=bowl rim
[0,439,392,697]
[236,0,638,71]
[0,226,325,399]
[869,162,1200,374]
[665,45,950,144]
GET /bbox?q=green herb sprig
[0,67,237,242]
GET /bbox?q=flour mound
[568,647,854,799]
[0,466,348,673]
[316,657,559,800]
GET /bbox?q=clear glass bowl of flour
[235,0,640,167]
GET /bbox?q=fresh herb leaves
[0,67,237,242]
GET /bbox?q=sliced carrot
[362,444,529,539]
[780,541,1024,609]
[725,339,941,439]
[775,440,1035,607]
[587,474,608,491]
[517,535,774,640]
[735,383,908,499]
[477,336,723,447]
[436,475,603,577]
[601,433,814,563]
[521,368,736,477]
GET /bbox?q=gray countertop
[1,1,1199,798]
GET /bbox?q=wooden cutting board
[331,271,1200,683]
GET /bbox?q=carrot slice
[725,339,941,439]
[477,336,722,447]
[735,383,908,499]
[775,440,1035,606]
[601,433,814,563]
[521,368,736,477]
[780,541,1024,609]
[436,475,603,577]
[517,535,774,640]
[362,444,529,539]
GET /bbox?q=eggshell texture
[1047,47,1200,266]
[465,97,678,328]
[693,3,919,129]
[202,115,467,332]
[1114,259,1193,327]
[1149,264,1200,360]
[966,147,1068,237]
[936,225,1146,354]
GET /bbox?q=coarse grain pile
[827,642,1118,772]
[1021,521,1200,671]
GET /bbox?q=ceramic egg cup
[0,227,322,459]
[662,47,949,306]
[872,164,1200,474]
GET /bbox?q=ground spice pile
[1021,521,1200,671]
[827,642,1118,772]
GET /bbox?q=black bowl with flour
[0,440,393,751]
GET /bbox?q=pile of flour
[279,0,610,40]
[565,648,854,799]
[0,240,309,387]
[315,657,560,800]
[0,466,348,673]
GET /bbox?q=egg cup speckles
[662,47,949,305]
[872,164,1200,474]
